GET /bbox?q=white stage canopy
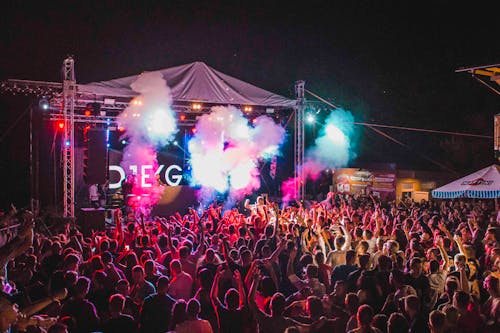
[79,61,296,108]
[432,164,500,199]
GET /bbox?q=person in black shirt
[406,257,431,310]
[346,254,371,293]
[330,249,357,289]
[102,294,137,333]
[405,295,429,333]
[59,277,100,333]
[139,276,176,333]
[211,266,249,333]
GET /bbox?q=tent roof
[78,61,296,108]
[432,164,500,199]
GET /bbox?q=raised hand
[52,288,68,302]
[217,263,226,275]
[233,270,241,282]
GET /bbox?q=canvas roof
[431,164,500,199]
[78,61,296,108]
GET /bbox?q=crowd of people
[0,192,499,333]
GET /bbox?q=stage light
[243,106,253,112]
[132,98,142,106]
[191,127,197,134]
[173,140,178,146]
[39,98,49,111]
[118,126,125,132]
[56,121,65,130]
[307,114,315,123]
[179,114,186,121]
[65,140,70,147]
[325,124,347,145]
[121,140,127,145]
[104,98,115,106]
[192,102,202,110]
[83,103,92,116]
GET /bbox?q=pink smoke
[281,108,355,203]
[189,106,285,200]
[121,143,164,211]
[117,71,177,214]
[281,160,325,204]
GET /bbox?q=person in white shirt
[89,184,100,208]
[326,222,352,268]
[175,298,213,333]
[168,259,193,301]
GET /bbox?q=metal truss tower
[294,80,305,201]
[62,57,76,218]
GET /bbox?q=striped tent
[432,164,500,199]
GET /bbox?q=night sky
[0,1,499,209]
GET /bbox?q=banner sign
[107,149,186,189]
[334,168,396,199]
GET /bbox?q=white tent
[431,164,500,199]
[78,61,296,108]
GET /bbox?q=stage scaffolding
[1,57,303,216]
[294,81,305,201]
[61,57,76,218]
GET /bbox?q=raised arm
[211,265,224,308]
[166,227,178,259]
[113,209,124,244]
[234,270,246,308]
[340,221,351,251]
[22,288,67,317]
[436,236,450,271]
[316,225,327,255]
[453,234,468,260]
[265,238,286,263]
[248,270,262,314]
[374,215,382,238]
[221,240,233,265]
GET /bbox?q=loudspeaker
[84,129,108,185]
[79,208,105,236]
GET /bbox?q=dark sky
[0,1,499,207]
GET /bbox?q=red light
[118,126,125,132]
[191,127,197,134]
[56,121,65,130]
[84,109,91,116]
[179,114,186,121]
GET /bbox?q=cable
[305,89,340,109]
[304,88,465,175]
[304,88,491,139]
[366,125,459,175]
[0,107,29,144]
[472,75,500,97]
[354,122,491,139]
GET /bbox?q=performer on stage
[89,184,100,208]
